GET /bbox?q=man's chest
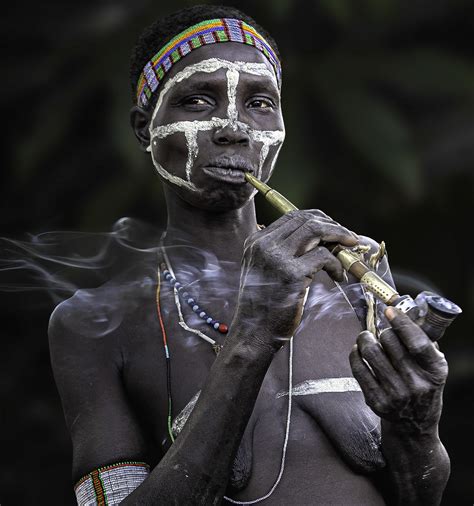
[123,275,383,475]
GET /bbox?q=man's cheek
[152,136,189,177]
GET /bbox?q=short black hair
[129,5,281,110]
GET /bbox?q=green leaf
[321,88,422,199]
[375,49,474,98]
[318,0,353,25]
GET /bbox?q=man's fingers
[385,308,447,374]
[349,345,387,416]
[379,328,421,386]
[297,246,344,282]
[281,215,357,255]
[356,331,406,397]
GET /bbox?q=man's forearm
[380,421,450,506]
[122,327,276,505]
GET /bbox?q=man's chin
[183,185,256,212]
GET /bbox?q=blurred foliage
[2,0,474,504]
[4,0,474,218]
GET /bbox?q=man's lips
[202,155,254,184]
[202,165,249,184]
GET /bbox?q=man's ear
[130,106,152,152]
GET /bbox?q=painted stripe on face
[151,119,284,184]
[226,68,240,124]
[147,58,285,191]
[276,377,362,399]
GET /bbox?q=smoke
[1,217,164,338]
[1,217,371,341]
[1,217,159,297]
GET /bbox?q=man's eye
[181,96,212,107]
[248,98,274,109]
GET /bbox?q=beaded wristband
[74,461,150,506]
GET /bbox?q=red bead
[218,323,228,334]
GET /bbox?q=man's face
[147,42,285,211]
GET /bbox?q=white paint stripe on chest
[276,377,361,399]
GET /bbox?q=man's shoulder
[48,271,156,345]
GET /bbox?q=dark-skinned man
[49,5,450,505]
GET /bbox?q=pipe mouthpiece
[244,172,271,195]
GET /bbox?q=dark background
[2,0,473,504]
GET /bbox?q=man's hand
[232,209,358,352]
[349,307,448,435]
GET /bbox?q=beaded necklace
[155,238,306,503]
[160,240,226,355]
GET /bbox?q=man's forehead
[172,60,278,87]
[168,73,277,97]
[151,57,279,118]
[158,42,277,86]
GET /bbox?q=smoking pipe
[245,172,461,340]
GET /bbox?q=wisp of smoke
[1,217,372,340]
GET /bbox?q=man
[49,5,450,504]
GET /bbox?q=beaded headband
[136,18,282,108]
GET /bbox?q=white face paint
[148,57,285,191]
[226,68,239,124]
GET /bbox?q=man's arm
[50,210,359,505]
[49,290,279,505]
[122,328,277,504]
[48,296,152,483]
[350,308,450,505]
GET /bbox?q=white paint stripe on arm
[276,377,361,399]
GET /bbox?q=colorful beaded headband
[136,18,282,107]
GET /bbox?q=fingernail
[385,307,396,321]
[360,330,376,340]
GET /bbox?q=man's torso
[119,267,386,504]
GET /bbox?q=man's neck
[162,187,258,268]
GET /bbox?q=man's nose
[212,124,250,146]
